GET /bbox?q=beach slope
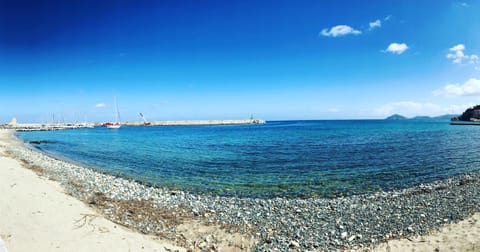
[1,128,480,251]
[0,130,185,252]
[374,212,480,251]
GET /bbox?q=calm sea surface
[16,120,480,198]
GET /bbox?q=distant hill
[385,114,458,121]
[411,114,458,121]
[410,116,428,120]
[385,114,407,120]
[431,114,458,121]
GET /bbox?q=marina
[0,119,266,131]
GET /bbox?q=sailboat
[105,97,121,129]
[139,112,151,125]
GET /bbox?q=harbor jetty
[0,123,95,131]
[122,118,266,126]
[0,118,265,131]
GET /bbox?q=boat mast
[114,96,121,123]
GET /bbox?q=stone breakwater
[0,119,265,131]
[123,119,266,126]
[2,139,480,251]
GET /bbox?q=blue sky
[1,0,479,122]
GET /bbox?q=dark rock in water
[452,105,480,121]
[385,114,407,120]
[29,140,56,145]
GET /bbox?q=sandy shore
[0,130,185,252]
[374,212,480,251]
[1,128,480,251]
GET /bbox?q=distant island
[385,114,458,121]
[387,105,480,125]
[385,114,408,120]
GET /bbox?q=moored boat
[105,97,121,129]
[104,122,121,128]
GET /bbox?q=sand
[374,212,480,252]
[0,130,185,252]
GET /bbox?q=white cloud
[433,78,480,97]
[95,103,106,108]
[369,19,381,30]
[450,44,465,51]
[447,44,467,63]
[384,15,392,21]
[385,43,409,54]
[320,25,361,37]
[446,44,479,65]
[469,54,479,64]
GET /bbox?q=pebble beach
[1,129,480,251]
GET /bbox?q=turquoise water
[16,120,480,198]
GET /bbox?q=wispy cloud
[447,44,466,63]
[385,43,409,54]
[446,44,479,67]
[433,78,480,97]
[320,25,361,37]
[384,15,392,21]
[369,19,381,30]
[95,103,106,108]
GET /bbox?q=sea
[16,120,480,198]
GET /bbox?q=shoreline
[1,129,480,250]
[0,130,253,251]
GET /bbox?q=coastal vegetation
[451,105,480,121]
